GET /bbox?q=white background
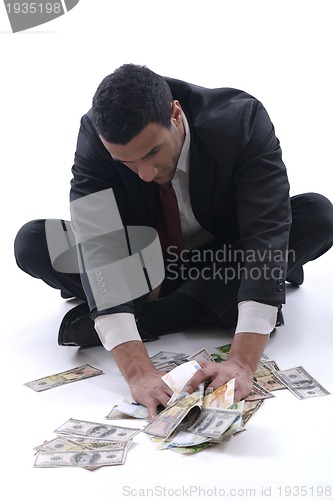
[1,1,333,499]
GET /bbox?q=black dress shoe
[58,303,159,348]
[286,267,304,286]
[58,303,101,348]
[60,290,75,299]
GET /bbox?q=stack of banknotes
[33,419,142,469]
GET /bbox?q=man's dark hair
[92,64,173,144]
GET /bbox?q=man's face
[100,101,185,185]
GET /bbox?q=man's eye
[147,149,159,158]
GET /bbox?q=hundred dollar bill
[35,435,132,453]
[219,401,245,441]
[34,449,126,468]
[55,418,141,441]
[186,408,240,440]
[245,381,275,401]
[166,430,212,447]
[24,364,103,391]
[188,347,215,364]
[203,379,235,409]
[152,362,179,372]
[274,366,330,399]
[150,351,188,367]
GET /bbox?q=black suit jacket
[70,77,291,318]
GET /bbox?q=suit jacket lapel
[188,138,217,235]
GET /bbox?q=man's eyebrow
[113,145,161,163]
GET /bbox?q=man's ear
[171,100,183,125]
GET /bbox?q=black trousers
[14,193,333,332]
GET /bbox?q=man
[14,64,333,418]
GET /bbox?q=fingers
[146,384,173,419]
[186,367,212,393]
[234,381,253,403]
[146,401,158,419]
[187,363,233,393]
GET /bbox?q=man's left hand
[186,359,254,403]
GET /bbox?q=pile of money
[107,346,330,455]
[27,347,330,464]
[214,344,330,401]
[33,419,141,469]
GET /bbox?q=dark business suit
[14,78,333,331]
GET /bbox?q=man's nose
[137,163,158,182]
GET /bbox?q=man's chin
[153,177,171,185]
[154,171,176,185]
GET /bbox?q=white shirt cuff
[235,301,278,335]
[94,313,141,351]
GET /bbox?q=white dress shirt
[95,113,278,350]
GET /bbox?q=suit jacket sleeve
[233,100,292,306]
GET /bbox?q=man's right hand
[128,369,173,418]
[111,340,173,419]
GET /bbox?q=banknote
[144,403,196,439]
[105,405,136,420]
[214,343,231,361]
[24,364,104,391]
[186,408,240,440]
[150,351,188,367]
[262,360,280,372]
[34,449,126,468]
[55,418,141,441]
[162,360,201,394]
[114,401,149,419]
[260,352,273,362]
[144,384,203,439]
[148,436,172,450]
[188,347,215,364]
[245,381,275,401]
[169,442,216,454]
[215,343,231,355]
[152,362,179,372]
[274,366,331,399]
[242,400,264,425]
[253,363,286,391]
[220,401,245,441]
[166,430,212,447]
[210,353,227,363]
[203,379,235,409]
[35,435,132,453]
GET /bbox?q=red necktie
[157,182,185,256]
